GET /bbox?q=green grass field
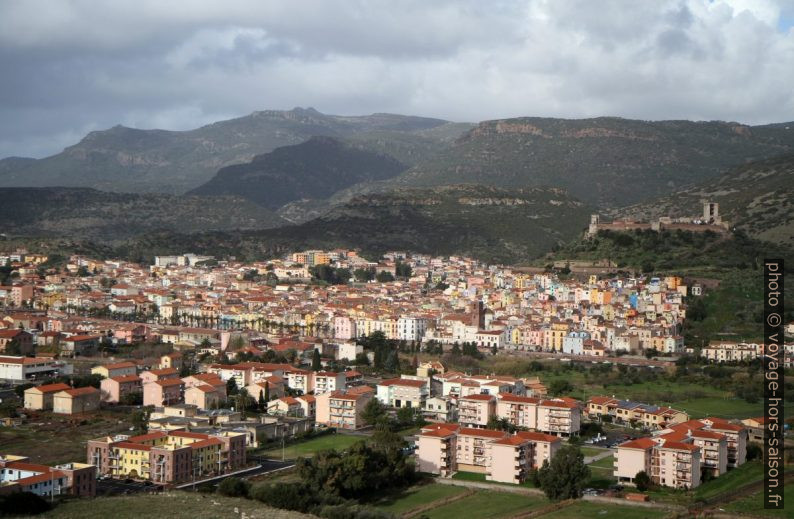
[451,471,486,482]
[423,490,546,519]
[671,397,763,419]
[723,481,793,517]
[580,446,609,457]
[258,433,363,460]
[586,454,617,490]
[373,483,467,514]
[694,460,764,501]
[42,492,309,519]
[645,460,767,505]
[536,501,671,519]
[589,455,615,470]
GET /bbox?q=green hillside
[390,117,794,207]
[613,153,794,247]
[16,185,590,265]
[189,136,408,210]
[0,187,286,240]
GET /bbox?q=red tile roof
[618,437,656,450]
[498,393,540,404]
[28,382,71,394]
[459,428,507,439]
[61,386,99,397]
[462,393,496,401]
[379,377,426,388]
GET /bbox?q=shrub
[0,492,51,515]
[634,470,651,492]
[217,476,250,498]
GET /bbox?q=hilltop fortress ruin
[588,202,730,237]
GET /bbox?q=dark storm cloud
[0,0,792,158]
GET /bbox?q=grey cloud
[0,0,793,158]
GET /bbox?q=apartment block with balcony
[495,393,540,429]
[614,417,747,489]
[456,428,505,472]
[315,386,374,429]
[702,418,747,468]
[488,435,532,484]
[87,429,246,484]
[376,377,428,409]
[691,430,728,477]
[537,399,581,437]
[652,441,701,490]
[458,394,496,428]
[416,424,459,477]
[416,425,560,484]
[313,371,345,395]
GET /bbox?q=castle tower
[703,202,719,224]
[588,214,600,236]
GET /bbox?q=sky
[1,0,793,158]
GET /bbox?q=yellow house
[544,321,569,351]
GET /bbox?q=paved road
[175,459,294,489]
[583,448,614,465]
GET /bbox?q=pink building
[143,378,184,407]
[140,368,179,385]
[458,394,496,428]
[100,374,142,403]
[333,316,357,340]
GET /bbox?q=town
[0,247,790,517]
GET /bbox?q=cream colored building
[23,382,71,410]
[53,387,101,414]
[416,425,561,484]
[315,386,374,429]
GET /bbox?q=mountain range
[0,108,468,194]
[2,108,794,263]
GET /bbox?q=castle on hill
[588,202,730,237]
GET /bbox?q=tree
[353,268,375,282]
[536,445,590,501]
[634,470,651,492]
[371,420,406,452]
[217,477,250,498]
[644,347,660,359]
[236,389,251,419]
[226,377,238,395]
[311,349,322,371]
[376,271,395,282]
[131,406,153,434]
[361,398,388,426]
[384,349,400,373]
[120,392,143,406]
[548,379,573,396]
[258,389,266,411]
[395,261,412,279]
